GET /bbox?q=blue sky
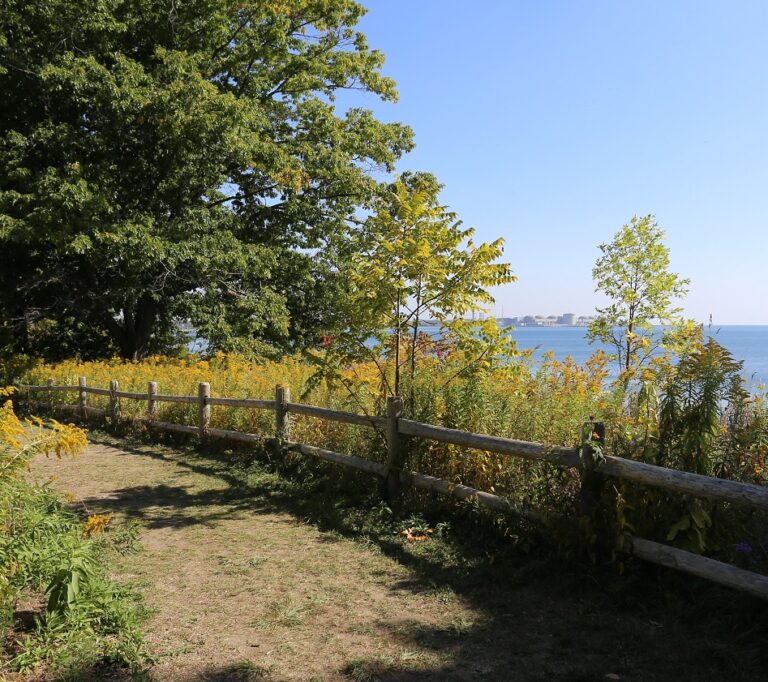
[337,1,768,323]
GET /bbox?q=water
[188,324,768,389]
[509,325,768,389]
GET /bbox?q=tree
[0,0,413,360]
[588,215,692,380]
[312,173,516,403]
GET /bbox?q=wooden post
[20,378,29,407]
[275,385,291,444]
[148,381,158,421]
[46,378,54,412]
[109,379,120,424]
[385,396,404,502]
[78,376,87,419]
[580,419,608,558]
[198,382,211,440]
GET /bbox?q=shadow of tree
[194,660,272,681]
[55,663,143,681]
[78,480,271,530]
[82,434,768,682]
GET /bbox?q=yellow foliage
[82,513,113,537]
[22,350,622,503]
[0,399,88,479]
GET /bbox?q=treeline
[0,2,720,390]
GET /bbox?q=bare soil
[27,437,768,682]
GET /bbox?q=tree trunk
[394,294,401,397]
[409,285,421,408]
[102,296,158,360]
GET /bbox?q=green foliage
[665,502,712,554]
[588,215,693,381]
[0,404,147,674]
[45,543,97,615]
[606,339,768,561]
[309,172,516,403]
[658,338,747,475]
[0,0,413,360]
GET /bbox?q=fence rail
[114,390,149,400]
[20,377,768,601]
[398,419,581,468]
[208,397,275,410]
[287,402,386,428]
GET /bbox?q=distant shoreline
[418,321,768,328]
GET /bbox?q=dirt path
[30,437,766,682]
[30,440,480,681]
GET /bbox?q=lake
[508,325,768,389]
[189,324,768,389]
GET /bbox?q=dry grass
[23,434,768,681]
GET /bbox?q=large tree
[0,0,413,360]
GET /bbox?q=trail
[30,437,765,682]
[30,439,477,681]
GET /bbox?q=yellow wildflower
[83,513,113,537]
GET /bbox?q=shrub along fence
[20,377,768,601]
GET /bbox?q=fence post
[46,378,53,412]
[109,379,120,425]
[385,396,404,502]
[198,382,211,440]
[148,381,158,421]
[275,385,291,445]
[579,419,608,558]
[78,376,87,419]
[12,377,24,406]
[11,377,22,405]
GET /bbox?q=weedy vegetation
[0,392,148,678]
[18,332,768,577]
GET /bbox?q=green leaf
[666,515,691,541]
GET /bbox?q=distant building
[576,315,596,326]
[501,313,595,327]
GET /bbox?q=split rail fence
[20,377,768,601]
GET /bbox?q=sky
[335,0,768,324]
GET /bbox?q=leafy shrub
[0,396,147,675]
[609,339,768,564]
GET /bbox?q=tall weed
[0,397,147,675]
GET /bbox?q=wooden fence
[20,377,768,601]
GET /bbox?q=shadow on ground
[82,434,768,682]
[79,481,271,530]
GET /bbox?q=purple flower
[734,542,753,554]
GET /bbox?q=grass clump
[0,394,148,677]
[254,594,328,631]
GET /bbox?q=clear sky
[337,1,768,324]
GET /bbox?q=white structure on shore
[498,313,595,327]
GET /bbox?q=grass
[214,554,268,576]
[200,659,272,681]
[253,594,328,631]
[22,426,768,680]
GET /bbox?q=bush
[0,396,147,676]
